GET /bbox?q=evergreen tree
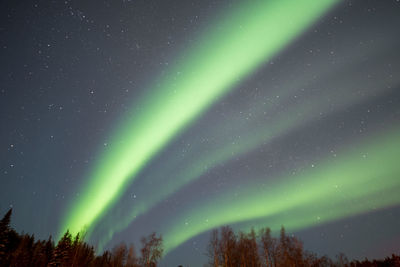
[0,209,12,263]
[49,231,72,267]
[10,234,34,267]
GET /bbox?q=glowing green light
[161,128,400,253]
[95,72,390,250]
[60,0,339,237]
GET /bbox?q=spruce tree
[0,209,13,264]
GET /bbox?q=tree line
[1,209,399,266]
[206,226,400,267]
[0,209,163,267]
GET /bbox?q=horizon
[1,0,400,265]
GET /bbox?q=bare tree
[237,229,260,267]
[126,243,139,267]
[140,232,163,267]
[335,252,349,267]
[207,229,220,267]
[219,226,237,267]
[275,226,306,267]
[112,243,127,267]
[237,232,249,267]
[259,227,276,267]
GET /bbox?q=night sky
[1,0,400,266]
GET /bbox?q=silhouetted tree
[92,250,112,267]
[140,232,163,267]
[49,231,73,267]
[274,226,306,267]
[10,233,34,267]
[316,255,335,267]
[260,227,277,267]
[2,207,400,267]
[207,229,221,267]
[0,209,12,263]
[126,243,139,267]
[219,226,237,267]
[0,209,21,266]
[112,242,128,267]
[69,233,94,267]
[237,228,260,267]
[28,237,53,267]
[335,252,349,267]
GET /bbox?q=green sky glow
[60,0,339,237]
[94,69,394,251]
[93,62,399,250]
[161,128,400,253]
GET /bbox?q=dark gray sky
[1,0,400,266]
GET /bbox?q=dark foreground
[0,209,399,267]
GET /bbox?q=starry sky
[1,0,400,266]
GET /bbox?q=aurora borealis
[1,0,400,265]
[60,0,339,241]
[160,127,400,253]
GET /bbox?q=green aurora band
[95,64,399,250]
[92,36,400,248]
[161,127,400,254]
[60,0,340,237]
